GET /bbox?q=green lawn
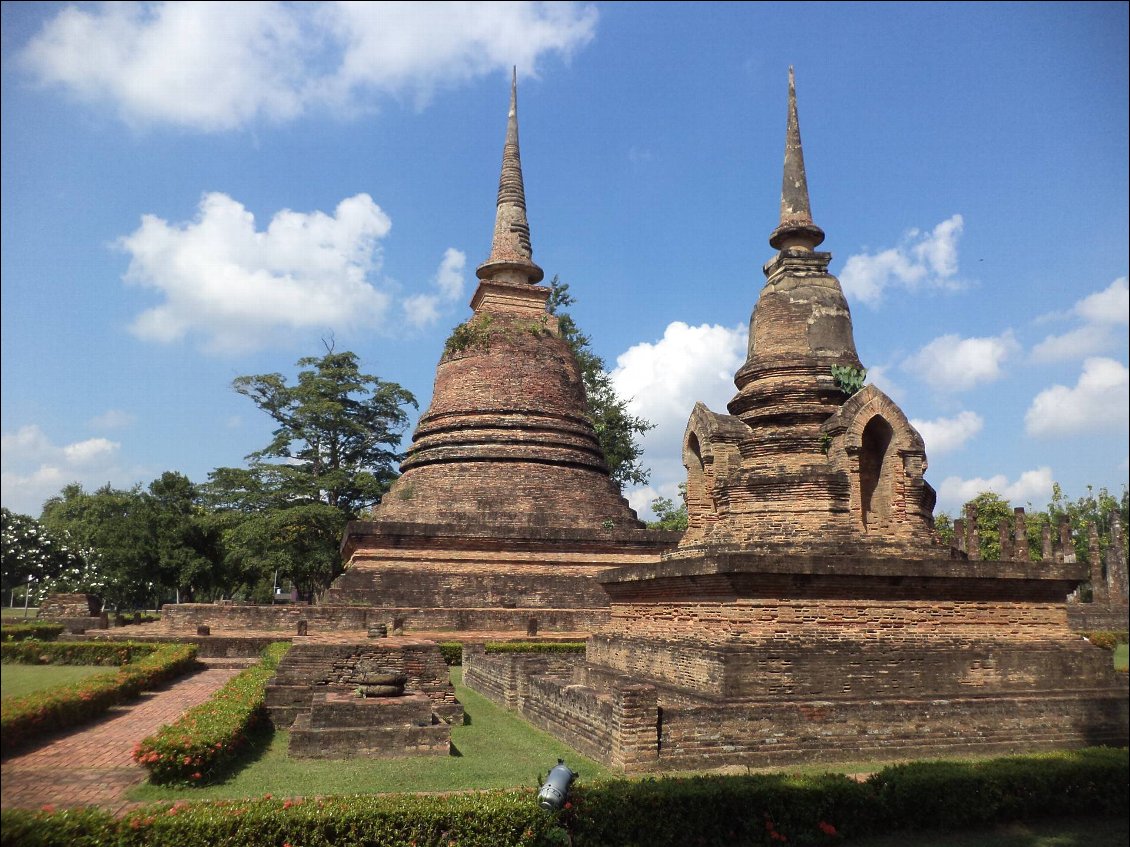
[1,606,39,621]
[129,667,612,802]
[0,663,113,699]
[846,815,1128,847]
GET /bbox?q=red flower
[818,821,838,836]
[40,804,56,814]
[192,772,202,780]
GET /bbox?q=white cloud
[19,2,598,131]
[1074,277,1129,326]
[1030,324,1117,363]
[1024,357,1130,437]
[902,331,1019,392]
[118,192,396,352]
[0,424,136,516]
[403,248,467,327]
[839,214,965,306]
[936,467,1055,514]
[1031,278,1128,363]
[909,411,983,455]
[610,321,747,519]
[88,409,136,430]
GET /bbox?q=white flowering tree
[1,507,103,604]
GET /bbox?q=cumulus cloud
[935,467,1055,514]
[118,191,400,352]
[1031,277,1128,363]
[403,248,467,327]
[0,424,137,516]
[610,322,747,519]
[902,331,1019,393]
[909,411,983,455]
[839,214,965,306]
[1024,357,1130,437]
[19,2,598,131]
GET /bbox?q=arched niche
[859,414,895,530]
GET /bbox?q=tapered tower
[681,69,937,553]
[328,72,676,629]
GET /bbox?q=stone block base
[288,691,450,759]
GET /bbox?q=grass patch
[1114,642,1127,672]
[1,664,112,699]
[129,667,612,802]
[846,814,1129,847]
[0,607,38,621]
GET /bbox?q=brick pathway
[1,666,240,815]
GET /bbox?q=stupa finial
[477,67,544,283]
[769,67,825,251]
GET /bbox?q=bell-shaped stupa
[328,72,676,630]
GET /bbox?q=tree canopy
[206,348,417,600]
[547,276,653,490]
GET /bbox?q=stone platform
[289,691,450,759]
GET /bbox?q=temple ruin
[465,69,1129,771]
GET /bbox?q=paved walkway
[1,666,241,815]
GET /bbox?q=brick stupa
[325,72,677,632]
[682,67,937,556]
[464,70,1128,771]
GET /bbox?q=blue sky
[2,1,1127,522]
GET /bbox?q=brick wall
[161,603,607,634]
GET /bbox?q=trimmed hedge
[1,643,198,753]
[438,640,463,666]
[2,640,157,666]
[133,642,290,785]
[0,792,557,847]
[484,641,587,654]
[0,622,65,642]
[2,747,1126,847]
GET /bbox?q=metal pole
[24,575,32,619]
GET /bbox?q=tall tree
[229,348,416,516]
[547,276,654,489]
[207,348,417,599]
[40,483,157,609]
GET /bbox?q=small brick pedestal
[288,691,450,759]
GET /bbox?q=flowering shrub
[0,622,65,642]
[0,642,197,753]
[133,642,291,785]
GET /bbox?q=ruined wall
[161,602,607,634]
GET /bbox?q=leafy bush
[867,747,1129,830]
[133,642,290,785]
[1,643,198,752]
[830,364,867,396]
[438,640,463,666]
[2,640,156,666]
[484,641,586,654]
[568,772,872,846]
[0,622,65,642]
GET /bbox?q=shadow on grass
[199,721,276,787]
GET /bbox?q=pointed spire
[769,67,825,252]
[477,67,544,284]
